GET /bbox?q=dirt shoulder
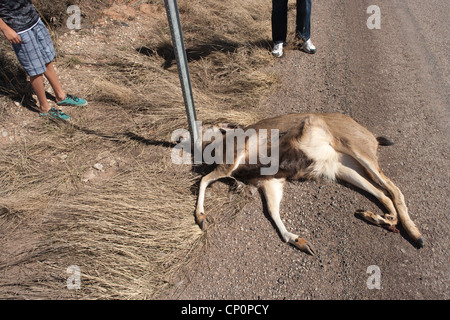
[167,0,449,300]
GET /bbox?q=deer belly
[299,126,340,180]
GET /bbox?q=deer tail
[377,136,395,146]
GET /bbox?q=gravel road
[167,0,449,300]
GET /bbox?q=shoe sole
[272,51,283,58]
[57,102,88,107]
[301,47,317,54]
[40,110,71,121]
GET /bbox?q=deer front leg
[259,178,315,255]
[195,174,213,230]
[195,167,231,230]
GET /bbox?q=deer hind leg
[337,156,399,231]
[340,152,423,247]
[259,178,315,255]
[374,170,423,246]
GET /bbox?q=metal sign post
[164,0,200,159]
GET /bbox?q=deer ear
[217,123,238,130]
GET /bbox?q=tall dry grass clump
[0,0,275,299]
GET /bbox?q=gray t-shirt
[0,0,40,33]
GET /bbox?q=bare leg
[30,74,51,113]
[44,62,66,102]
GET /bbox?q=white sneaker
[272,42,284,58]
[301,39,316,54]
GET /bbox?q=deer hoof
[383,224,400,233]
[195,212,206,231]
[293,238,316,255]
[416,236,424,248]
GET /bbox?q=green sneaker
[57,94,88,107]
[40,107,71,121]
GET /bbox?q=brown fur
[195,113,423,254]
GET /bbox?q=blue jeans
[272,0,311,44]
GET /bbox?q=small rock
[249,186,258,196]
[82,168,96,182]
[93,163,104,171]
[174,280,184,287]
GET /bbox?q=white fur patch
[299,125,339,180]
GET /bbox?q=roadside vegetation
[0,0,276,298]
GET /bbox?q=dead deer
[193,113,424,255]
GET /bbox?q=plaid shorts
[12,19,55,77]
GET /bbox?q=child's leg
[30,73,51,113]
[44,62,66,102]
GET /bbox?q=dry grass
[0,0,275,299]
